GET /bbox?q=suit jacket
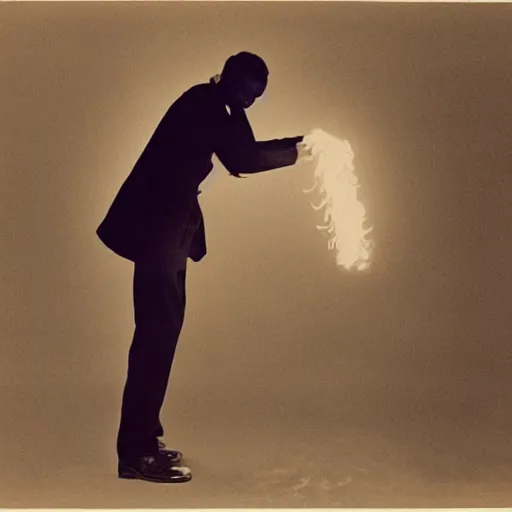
[96,78,303,263]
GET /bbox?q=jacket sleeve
[213,105,304,175]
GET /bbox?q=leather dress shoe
[118,452,191,483]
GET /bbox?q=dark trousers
[116,251,188,460]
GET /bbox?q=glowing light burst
[300,128,374,271]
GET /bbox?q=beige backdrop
[1,1,511,508]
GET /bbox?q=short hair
[221,52,269,83]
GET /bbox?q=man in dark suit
[96,51,307,483]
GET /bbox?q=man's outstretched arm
[216,137,304,175]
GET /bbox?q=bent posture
[96,52,306,484]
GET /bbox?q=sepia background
[1,1,511,508]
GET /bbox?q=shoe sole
[118,467,192,484]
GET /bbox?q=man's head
[219,52,268,110]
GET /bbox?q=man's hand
[297,141,314,162]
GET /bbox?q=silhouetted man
[96,51,307,484]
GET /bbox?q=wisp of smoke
[299,128,374,271]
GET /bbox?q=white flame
[300,128,374,271]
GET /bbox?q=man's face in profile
[228,74,267,110]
